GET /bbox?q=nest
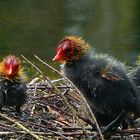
[0,55,140,140]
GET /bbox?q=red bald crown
[1,55,21,77]
[53,36,91,63]
[53,39,75,61]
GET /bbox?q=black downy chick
[0,55,27,115]
[53,36,140,134]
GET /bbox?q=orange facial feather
[53,36,91,63]
[0,55,23,80]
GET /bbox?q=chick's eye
[13,64,19,71]
[63,45,72,53]
[65,47,72,52]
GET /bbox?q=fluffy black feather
[61,52,140,125]
[0,77,27,114]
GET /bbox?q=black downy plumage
[53,36,140,133]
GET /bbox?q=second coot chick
[0,55,27,115]
[53,36,140,133]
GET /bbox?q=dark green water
[0,0,140,78]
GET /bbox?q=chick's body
[62,53,139,124]
[0,55,27,114]
[53,36,140,127]
[0,78,27,111]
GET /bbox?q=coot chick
[53,36,140,133]
[0,55,27,115]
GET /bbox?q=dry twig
[0,113,42,140]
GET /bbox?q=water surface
[0,0,140,78]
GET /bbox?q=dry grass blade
[21,55,53,88]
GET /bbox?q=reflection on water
[0,0,140,77]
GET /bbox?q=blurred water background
[0,0,140,78]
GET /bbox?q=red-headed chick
[53,36,140,134]
[0,55,27,115]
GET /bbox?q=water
[0,0,140,78]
